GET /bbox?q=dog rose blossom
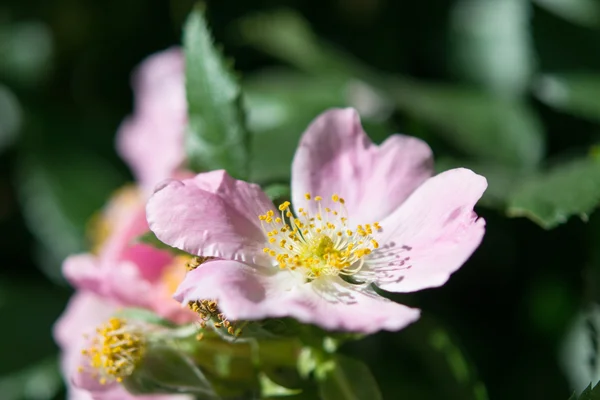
[54,48,193,400]
[147,108,487,334]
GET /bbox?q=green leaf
[506,156,600,229]
[535,74,600,123]
[316,354,382,400]
[570,383,600,400]
[135,231,189,256]
[183,4,249,179]
[259,372,302,397]
[391,81,544,169]
[0,84,21,153]
[15,148,123,283]
[561,304,600,396]
[534,0,600,28]
[263,184,291,202]
[114,307,177,328]
[124,345,219,397]
[449,0,535,98]
[0,21,54,86]
[238,11,356,77]
[0,357,62,400]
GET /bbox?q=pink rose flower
[147,108,487,334]
[116,47,187,194]
[54,187,196,399]
[55,47,194,399]
[55,293,189,400]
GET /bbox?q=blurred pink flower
[54,47,193,399]
[54,187,196,400]
[147,108,487,334]
[54,293,189,400]
[116,47,187,194]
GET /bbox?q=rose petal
[147,170,276,263]
[174,260,420,334]
[292,108,433,224]
[116,47,186,192]
[357,168,487,292]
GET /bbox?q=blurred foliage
[3,0,600,398]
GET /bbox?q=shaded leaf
[535,73,600,123]
[316,354,382,400]
[114,307,177,328]
[15,149,123,283]
[570,382,600,400]
[450,0,535,97]
[0,84,21,153]
[561,305,600,395]
[238,11,356,77]
[0,21,53,86]
[135,231,189,256]
[184,4,249,179]
[506,157,600,229]
[124,345,219,397]
[391,81,544,169]
[534,0,600,28]
[0,357,62,400]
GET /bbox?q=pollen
[258,193,380,280]
[80,318,144,384]
[188,299,240,337]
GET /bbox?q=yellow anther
[257,193,381,281]
[81,318,144,384]
[305,193,311,200]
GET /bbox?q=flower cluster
[54,46,487,400]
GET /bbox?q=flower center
[258,193,381,280]
[81,318,145,384]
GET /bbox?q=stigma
[80,318,145,384]
[258,193,381,280]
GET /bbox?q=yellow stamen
[81,318,144,384]
[257,193,380,280]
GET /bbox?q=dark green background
[2,0,600,398]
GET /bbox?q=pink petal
[53,292,116,352]
[116,47,187,192]
[357,168,487,292]
[292,108,433,224]
[147,170,277,263]
[174,260,420,334]
[63,255,107,297]
[58,294,190,400]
